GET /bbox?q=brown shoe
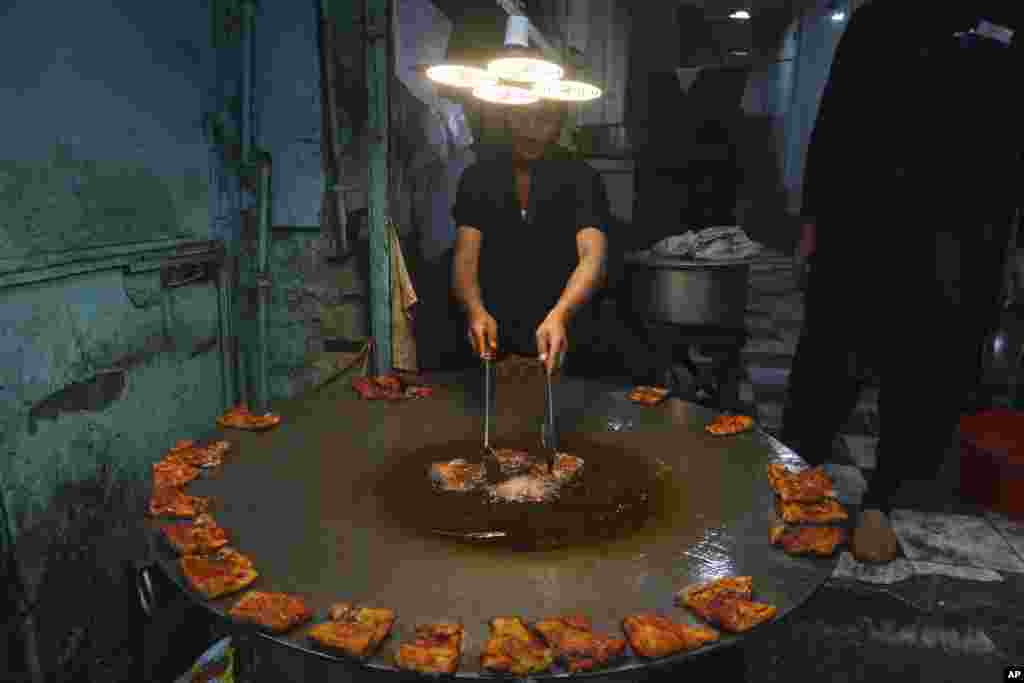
[851,509,900,563]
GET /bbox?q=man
[783,1,1022,562]
[452,100,654,378]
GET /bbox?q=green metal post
[257,162,271,413]
[365,0,391,374]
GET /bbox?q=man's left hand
[536,311,569,375]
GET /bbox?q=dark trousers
[779,231,982,513]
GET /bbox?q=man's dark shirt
[803,0,1022,250]
[452,148,609,355]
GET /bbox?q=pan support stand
[232,630,258,682]
[645,321,748,412]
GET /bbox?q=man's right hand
[467,308,498,360]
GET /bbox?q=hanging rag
[389,218,419,372]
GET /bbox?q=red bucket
[959,409,1024,520]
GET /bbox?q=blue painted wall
[254,0,324,227]
[0,0,216,256]
[0,0,224,540]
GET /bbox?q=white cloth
[652,226,763,261]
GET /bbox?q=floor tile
[890,510,1024,574]
[908,561,1003,583]
[863,620,1001,656]
[843,435,878,469]
[985,511,1024,563]
[823,464,867,504]
[831,551,915,584]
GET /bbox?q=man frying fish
[451,99,658,380]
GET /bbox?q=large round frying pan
[146,371,838,679]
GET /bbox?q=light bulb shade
[472,82,539,105]
[531,79,602,102]
[487,55,564,83]
[425,64,495,89]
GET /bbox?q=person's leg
[779,259,863,467]
[861,304,969,514]
[853,240,971,562]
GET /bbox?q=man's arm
[452,226,485,315]
[452,225,498,357]
[550,227,608,322]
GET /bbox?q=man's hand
[467,308,498,360]
[536,311,568,375]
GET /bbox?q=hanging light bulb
[729,9,752,20]
[473,81,539,105]
[425,64,496,89]
[531,79,602,102]
[487,16,564,83]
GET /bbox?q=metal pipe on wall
[366,0,391,375]
[320,0,349,260]
[216,256,235,413]
[241,0,255,166]
[256,161,271,413]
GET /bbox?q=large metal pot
[624,251,751,328]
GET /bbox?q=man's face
[507,105,563,161]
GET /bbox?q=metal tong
[481,356,499,482]
[483,356,493,453]
[541,369,559,473]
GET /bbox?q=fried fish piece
[675,576,754,609]
[622,613,720,658]
[487,474,561,504]
[163,440,230,469]
[148,485,210,518]
[706,414,755,436]
[628,386,670,406]
[161,513,229,555]
[551,452,584,485]
[766,463,837,503]
[179,547,258,600]
[153,459,199,488]
[229,591,313,633]
[395,623,463,675]
[429,459,487,493]
[533,615,627,673]
[309,603,397,658]
[769,524,846,557]
[692,595,778,633]
[217,404,281,431]
[491,448,535,477]
[676,576,776,633]
[776,497,849,524]
[481,617,555,675]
